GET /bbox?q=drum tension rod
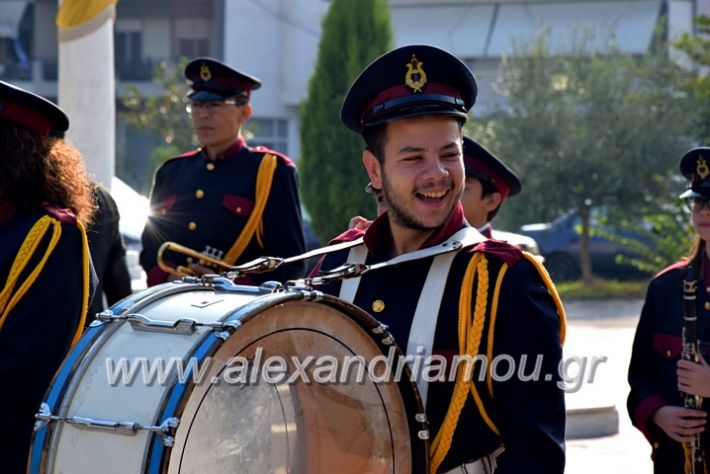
[95,311,240,335]
[35,403,180,447]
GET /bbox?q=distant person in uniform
[314,45,566,473]
[86,182,131,323]
[628,147,710,473]
[460,137,521,238]
[0,81,95,473]
[140,58,306,285]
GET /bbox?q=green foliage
[594,202,693,275]
[467,28,696,280]
[674,15,710,143]
[469,30,693,231]
[555,278,648,300]
[120,57,198,174]
[299,0,393,240]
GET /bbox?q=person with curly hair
[0,80,95,473]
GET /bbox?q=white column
[57,0,115,190]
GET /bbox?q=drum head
[169,300,415,474]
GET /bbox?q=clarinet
[682,264,706,474]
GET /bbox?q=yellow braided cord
[457,254,480,353]
[430,255,494,473]
[430,253,479,473]
[486,262,508,400]
[71,222,90,347]
[522,252,567,344]
[0,216,52,314]
[1,218,62,327]
[224,153,277,265]
[468,256,500,436]
[0,216,55,329]
[256,219,265,249]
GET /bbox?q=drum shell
[30,282,429,474]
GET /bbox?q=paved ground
[564,298,654,473]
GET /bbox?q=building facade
[0,0,707,190]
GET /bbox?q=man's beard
[381,171,461,231]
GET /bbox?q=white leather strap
[441,445,505,474]
[338,243,368,302]
[407,226,486,405]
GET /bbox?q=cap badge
[199,63,212,82]
[697,156,709,180]
[405,54,427,93]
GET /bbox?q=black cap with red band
[463,137,521,199]
[185,57,261,102]
[340,44,477,133]
[0,80,69,138]
[679,147,710,199]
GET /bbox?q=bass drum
[29,278,429,473]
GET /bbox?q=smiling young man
[140,58,305,285]
[314,45,566,473]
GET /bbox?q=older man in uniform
[314,45,566,473]
[141,58,305,285]
[460,137,521,238]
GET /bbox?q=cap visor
[188,90,230,101]
[680,189,709,199]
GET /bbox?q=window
[115,19,148,80]
[175,18,210,58]
[247,118,288,155]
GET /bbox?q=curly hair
[0,119,95,226]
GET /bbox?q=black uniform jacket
[628,259,710,472]
[87,184,131,322]
[315,204,565,473]
[0,204,89,473]
[140,139,306,285]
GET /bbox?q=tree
[674,15,710,144]
[468,30,694,282]
[300,0,393,240]
[120,57,197,181]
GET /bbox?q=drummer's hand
[165,263,216,281]
[188,263,218,276]
[678,354,710,397]
[349,215,372,231]
[653,405,706,443]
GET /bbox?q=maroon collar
[203,137,247,160]
[362,202,467,258]
[478,222,493,239]
[0,201,17,225]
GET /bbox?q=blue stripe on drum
[29,323,106,473]
[147,331,224,473]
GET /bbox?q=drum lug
[418,430,430,440]
[414,413,429,440]
[372,323,389,335]
[381,335,395,345]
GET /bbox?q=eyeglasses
[685,197,710,213]
[185,99,244,114]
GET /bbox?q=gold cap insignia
[199,63,212,82]
[405,54,427,93]
[697,156,709,180]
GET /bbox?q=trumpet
[157,241,239,277]
[157,241,293,279]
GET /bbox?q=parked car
[490,229,541,257]
[519,208,650,281]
